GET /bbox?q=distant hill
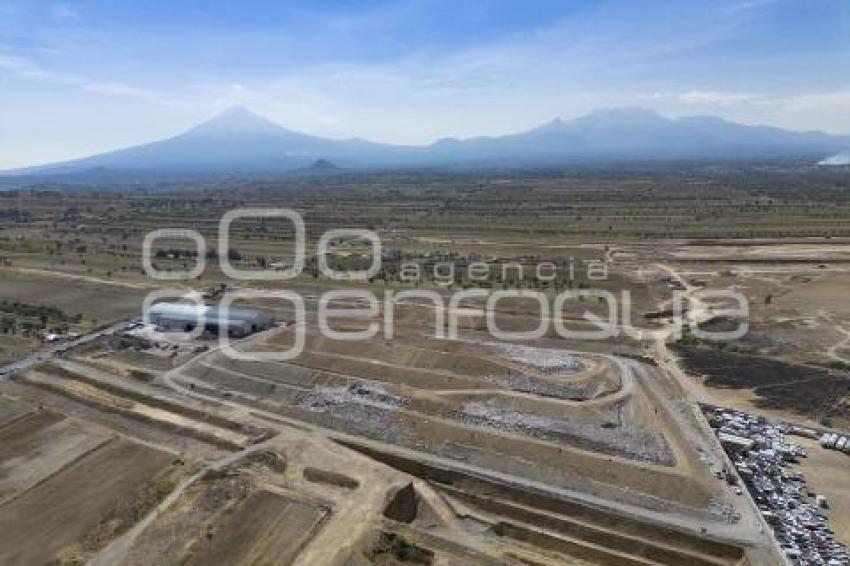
[308,158,340,171]
[4,107,396,176]
[425,108,848,162]
[3,106,849,179]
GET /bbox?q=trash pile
[458,400,674,465]
[482,373,611,400]
[300,381,409,412]
[494,343,585,374]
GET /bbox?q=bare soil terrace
[3,164,849,564]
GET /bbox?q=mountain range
[5,106,849,178]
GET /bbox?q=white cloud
[83,81,150,97]
[678,90,763,106]
[0,53,77,83]
[0,52,162,104]
[781,90,850,113]
[818,153,850,166]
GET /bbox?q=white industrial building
[146,303,273,337]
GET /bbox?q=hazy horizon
[6,103,850,173]
[1,0,849,168]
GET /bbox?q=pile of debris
[300,381,409,412]
[494,343,585,374]
[458,400,674,465]
[297,381,416,447]
[707,407,848,565]
[482,373,610,400]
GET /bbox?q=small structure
[718,432,754,454]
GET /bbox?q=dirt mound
[384,483,419,524]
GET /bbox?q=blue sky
[0,0,848,168]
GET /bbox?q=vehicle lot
[708,406,849,564]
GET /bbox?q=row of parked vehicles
[820,433,850,455]
[707,407,848,565]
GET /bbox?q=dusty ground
[0,269,152,328]
[0,434,174,565]
[4,167,850,564]
[793,437,850,548]
[0,334,39,366]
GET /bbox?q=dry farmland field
[0,162,849,565]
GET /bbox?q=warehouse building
[146,303,273,337]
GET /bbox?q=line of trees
[0,301,82,337]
